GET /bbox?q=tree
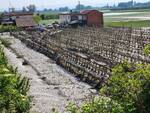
[0,13,3,21]
[33,14,41,23]
[75,4,85,11]
[26,4,36,12]
[118,1,134,8]
[59,7,69,12]
[9,7,15,12]
[40,14,45,20]
[22,7,27,12]
[85,6,92,10]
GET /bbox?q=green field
[104,9,150,28]
[106,20,150,28]
[40,19,59,25]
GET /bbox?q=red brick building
[59,10,103,27]
[80,10,103,27]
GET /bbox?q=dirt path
[1,35,97,113]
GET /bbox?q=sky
[0,0,149,11]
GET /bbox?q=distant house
[1,12,37,28]
[59,10,103,27]
[15,15,37,27]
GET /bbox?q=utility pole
[9,0,13,12]
[132,0,134,7]
[9,0,11,12]
[78,1,80,12]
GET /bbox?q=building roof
[4,12,33,17]
[59,10,103,15]
[80,10,103,14]
[15,15,37,27]
[59,12,81,15]
[1,21,14,25]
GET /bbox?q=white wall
[59,15,71,24]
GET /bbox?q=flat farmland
[40,19,59,25]
[104,9,150,28]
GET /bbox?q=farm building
[0,12,37,28]
[59,10,103,27]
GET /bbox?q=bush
[0,44,31,113]
[100,61,150,113]
[0,25,19,33]
[144,44,150,55]
[82,96,124,113]
[67,45,150,113]
[67,96,124,113]
[40,14,59,20]
[0,38,11,48]
[33,14,42,24]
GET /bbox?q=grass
[40,19,59,25]
[103,8,150,13]
[103,8,150,28]
[0,25,19,32]
[105,20,150,28]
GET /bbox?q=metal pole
[78,1,80,12]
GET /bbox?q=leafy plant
[144,44,150,55]
[0,43,31,113]
[67,45,150,113]
[0,38,11,48]
[67,102,79,113]
[100,61,150,113]
[33,14,42,24]
[67,96,124,113]
[0,25,19,33]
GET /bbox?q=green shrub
[0,25,19,33]
[100,61,150,113]
[144,44,150,55]
[82,96,124,113]
[0,38,11,48]
[67,45,150,113]
[40,14,59,20]
[0,44,31,113]
[0,45,7,65]
[67,96,124,113]
[33,14,42,24]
